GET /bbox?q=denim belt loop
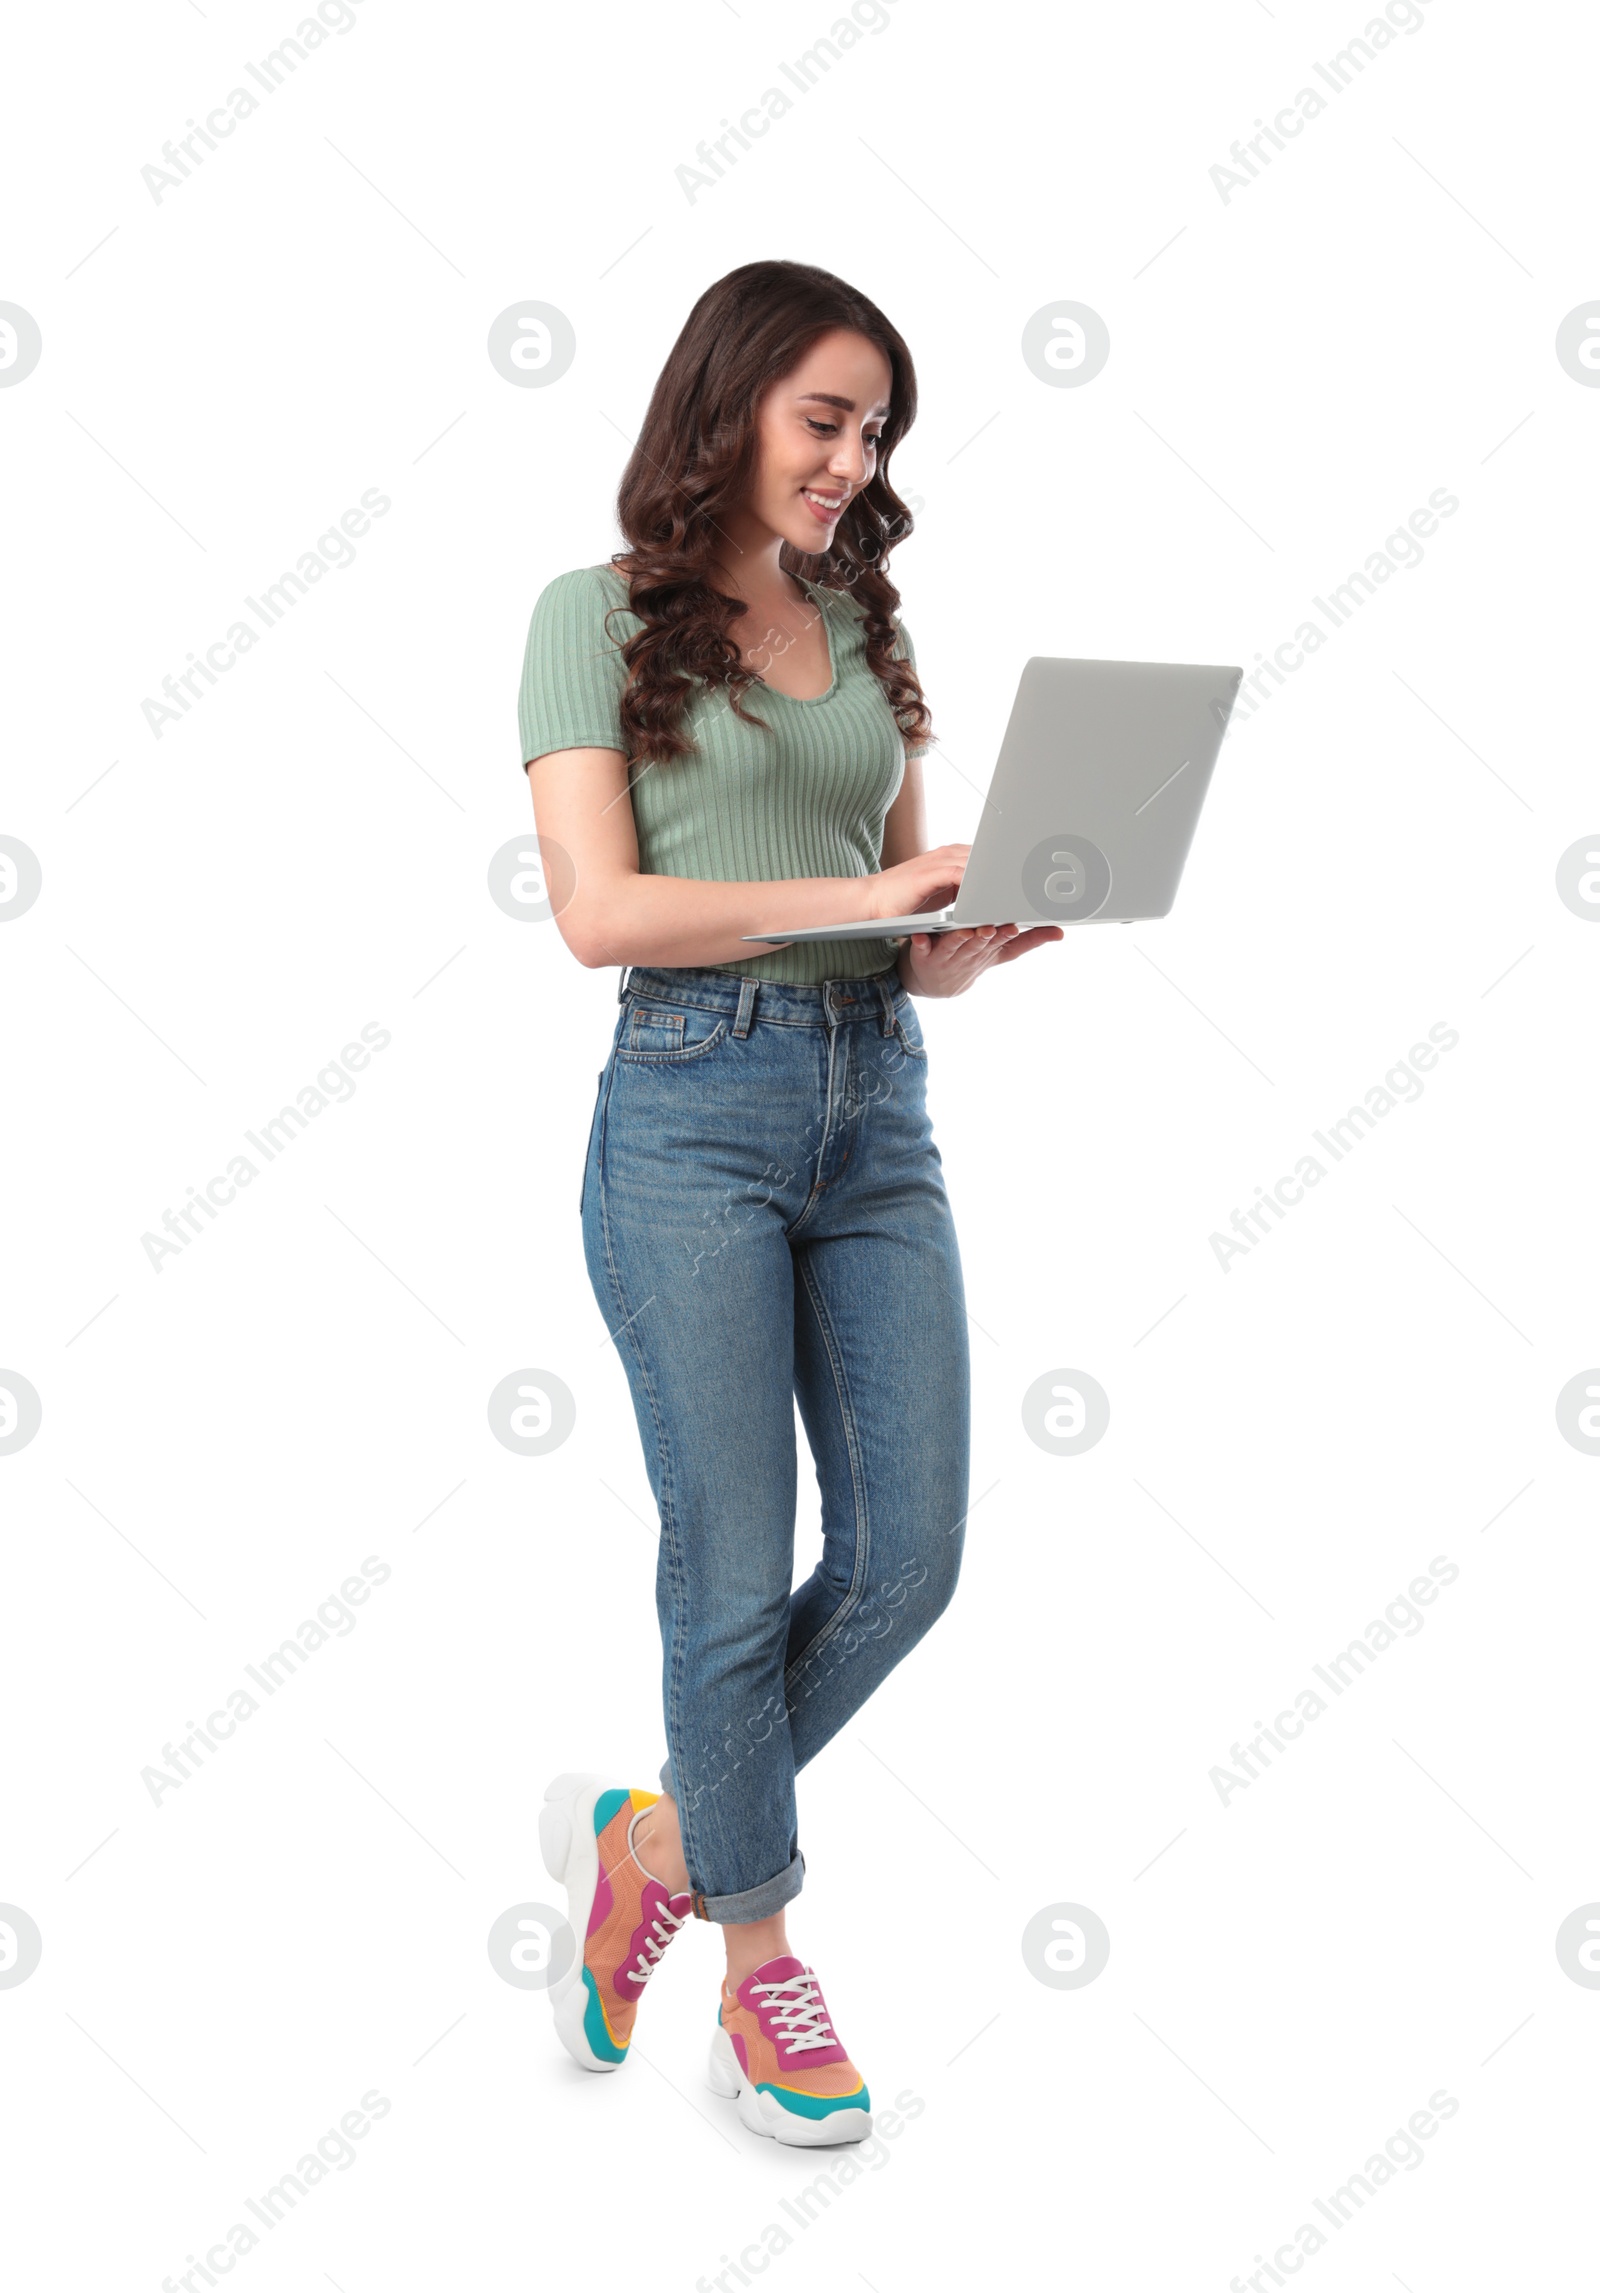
[733,978,759,1038]
[875,975,898,1036]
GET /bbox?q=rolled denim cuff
[690,1850,805,1925]
[656,1757,805,1923]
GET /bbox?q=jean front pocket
[617,997,730,1063]
[891,998,928,1061]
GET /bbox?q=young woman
[518,260,1059,2147]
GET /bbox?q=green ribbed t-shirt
[516,563,928,983]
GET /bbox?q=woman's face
[745,327,894,557]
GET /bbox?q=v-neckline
[601,563,839,704]
[752,576,836,705]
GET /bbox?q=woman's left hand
[897,921,1064,999]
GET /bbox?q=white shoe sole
[539,1770,625,2074]
[707,2023,873,2147]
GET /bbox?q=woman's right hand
[866,842,971,921]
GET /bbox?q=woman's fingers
[993,926,1065,963]
[902,918,1064,997]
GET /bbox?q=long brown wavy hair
[607,260,932,770]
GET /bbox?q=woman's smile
[801,484,849,522]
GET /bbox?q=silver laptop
[743,655,1243,944]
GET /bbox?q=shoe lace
[751,1970,838,2055]
[624,1894,687,1986]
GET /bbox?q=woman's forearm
[560,870,880,970]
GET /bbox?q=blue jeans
[581,965,971,1922]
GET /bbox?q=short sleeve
[517,566,635,769]
[894,618,931,761]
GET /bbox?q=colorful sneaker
[708,1954,872,2145]
[539,1772,690,2073]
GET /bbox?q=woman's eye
[805,418,885,446]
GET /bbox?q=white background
[3,0,1597,2285]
